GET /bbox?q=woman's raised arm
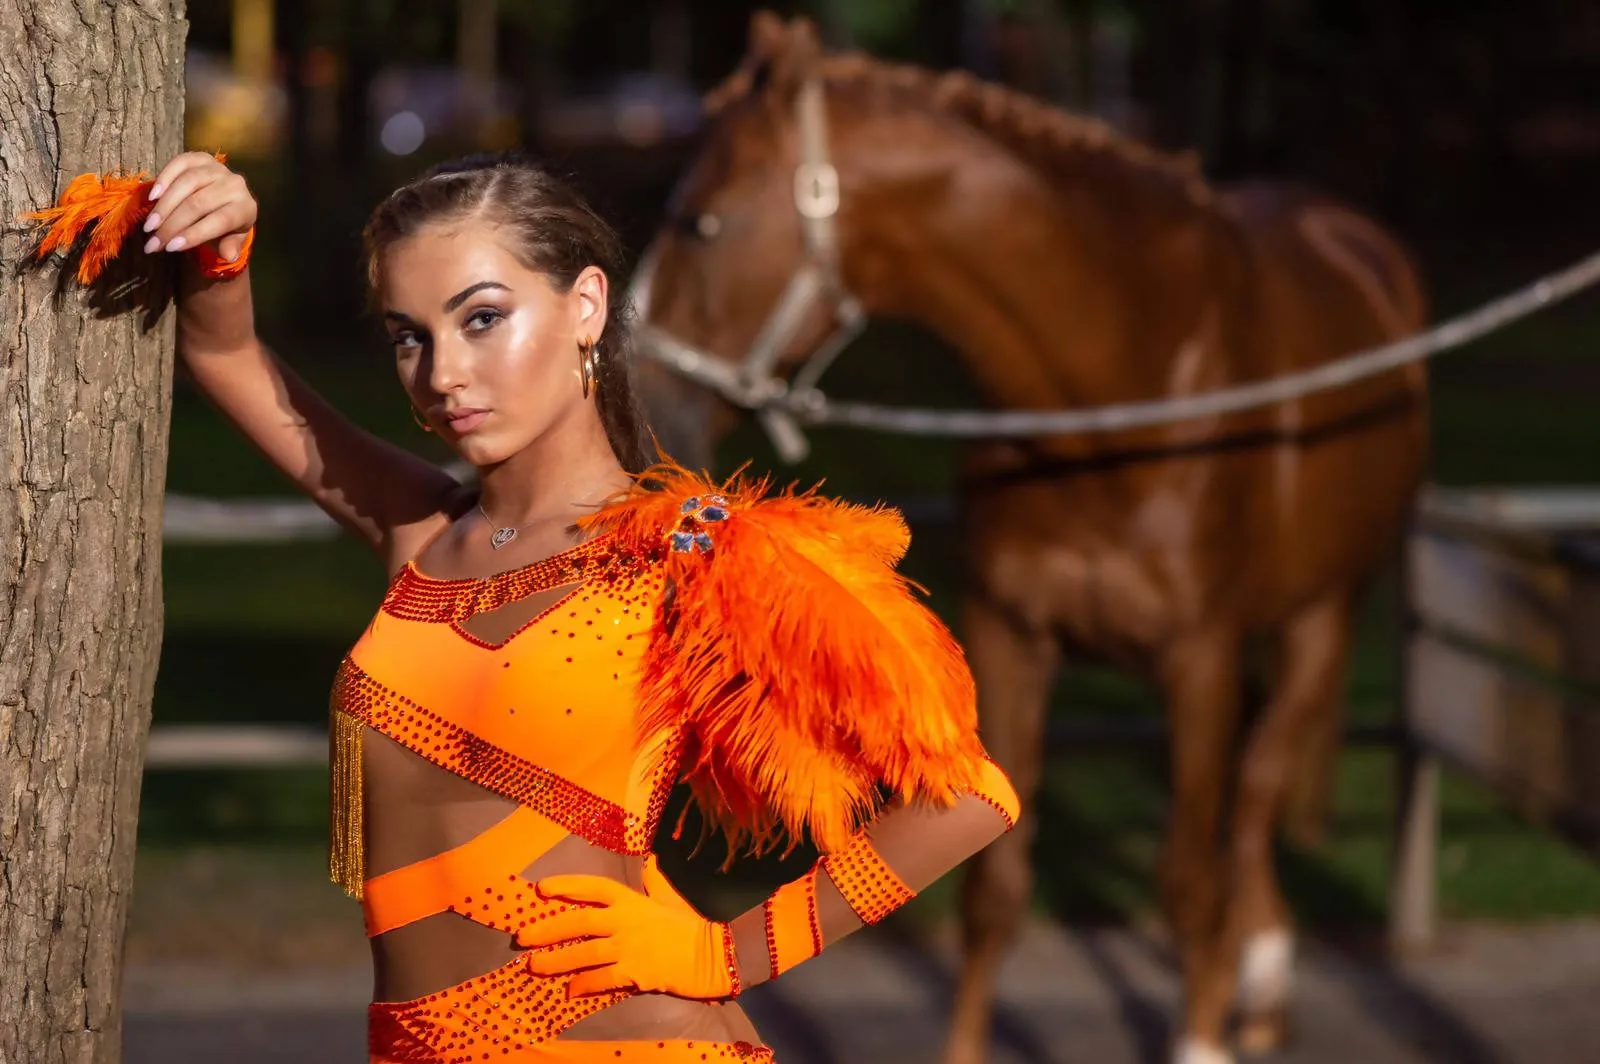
[156,152,459,558]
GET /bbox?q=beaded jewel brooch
[669,494,729,554]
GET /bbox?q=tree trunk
[0,3,186,1063]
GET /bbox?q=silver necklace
[476,472,625,551]
[476,501,529,551]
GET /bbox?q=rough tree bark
[0,3,187,1063]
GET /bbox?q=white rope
[667,248,1600,438]
[163,495,340,543]
[163,461,475,544]
[161,485,954,544]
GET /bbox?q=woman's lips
[445,409,490,435]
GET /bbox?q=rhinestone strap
[332,658,666,854]
[820,831,915,926]
[761,898,779,983]
[719,921,743,998]
[762,865,823,982]
[381,533,656,622]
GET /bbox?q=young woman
[33,151,1020,1062]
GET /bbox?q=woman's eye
[466,308,503,332]
[389,331,420,351]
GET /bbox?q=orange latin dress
[331,465,1018,1063]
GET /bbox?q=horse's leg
[1281,693,1341,848]
[1224,592,1352,1054]
[1160,626,1245,1064]
[944,591,1059,1064]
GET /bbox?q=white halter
[629,78,866,463]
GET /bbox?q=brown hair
[363,153,652,472]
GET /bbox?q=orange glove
[520,866,740,1000]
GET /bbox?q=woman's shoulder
[581,459,912,568]
[382,479,477,580]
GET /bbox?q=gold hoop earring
[578,337,599,399]
[411,407,432,433]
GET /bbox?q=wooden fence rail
[1391,487,1600,948]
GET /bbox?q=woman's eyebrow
[444,280,510,311]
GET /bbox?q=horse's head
[632,12,882,465]
[632,16,1226,466]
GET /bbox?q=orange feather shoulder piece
[581,460,986,857]
[23,155,253,284]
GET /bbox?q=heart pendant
[490,527,517,551]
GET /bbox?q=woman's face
[377,217,608,467]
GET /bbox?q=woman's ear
[574,266,609,340]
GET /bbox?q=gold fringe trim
[329,707,365,899]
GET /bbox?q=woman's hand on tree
[144,152,257,265]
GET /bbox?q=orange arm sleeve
[735,757,1019,986]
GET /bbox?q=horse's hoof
[1235,1011,1290,1056]
[1173,1035,1235,1064]
[1236,929,1294,1015]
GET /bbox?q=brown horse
[634,14,1428,1064]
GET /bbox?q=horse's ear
[766,15,823,97]
[748,10,787,58]
[785,16,823,59]
[722,10,823,113]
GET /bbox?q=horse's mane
[705,25,1214,209]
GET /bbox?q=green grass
[144,278,1600,926]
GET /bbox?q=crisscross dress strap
[362,806,565,937]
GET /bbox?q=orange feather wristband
[193,224,254,279]
[24,155,254,284]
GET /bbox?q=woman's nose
[427,336,469,394]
